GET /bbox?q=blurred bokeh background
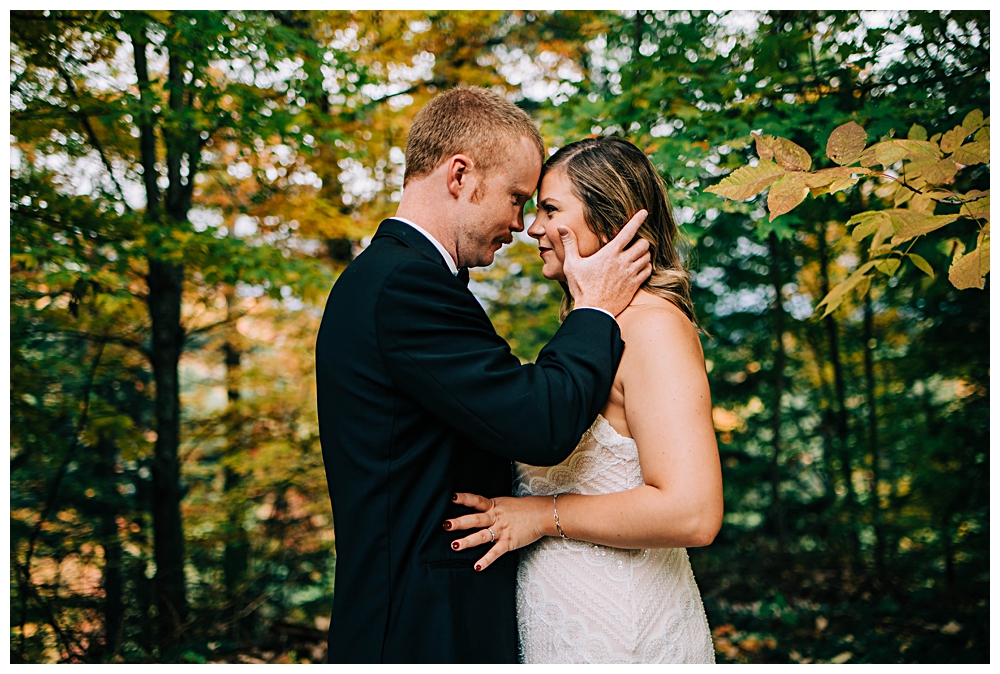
[9,10,988,663]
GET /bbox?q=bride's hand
[444,492,553,572]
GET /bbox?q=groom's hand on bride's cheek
[561,209,652,317]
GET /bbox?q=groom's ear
[445,154,474,199]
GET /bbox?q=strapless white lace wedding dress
[514,415,716,664]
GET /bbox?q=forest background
[8,9,989,663]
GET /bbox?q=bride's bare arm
[552,306,723,549]
[446,304,723,571]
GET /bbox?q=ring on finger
[488,527,495,543]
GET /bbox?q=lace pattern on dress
[514,415,716,664]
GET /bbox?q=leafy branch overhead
[706,111,990,316]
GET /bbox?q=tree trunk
[817,223,861,567]
[130,26,159,221]
[862,292,883,579]
[134,463,156,655]
[222,287,251,642]
[147,259,188,645]
[94,435,124,659]
[133,22,190,647]
[767,233,788,552]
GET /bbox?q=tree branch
[53,64,133,213]
[183,314,243,343]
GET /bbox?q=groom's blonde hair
[403,86,544,187]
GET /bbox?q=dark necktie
[457,267,470,287]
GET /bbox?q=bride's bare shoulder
[618,292,702,353]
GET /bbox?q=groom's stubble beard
[456,180,514,269]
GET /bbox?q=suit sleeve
[375,259,625,466]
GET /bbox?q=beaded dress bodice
[513,415,715,664]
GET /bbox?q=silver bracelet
[553,494,568,539]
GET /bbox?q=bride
[443,136,723,664]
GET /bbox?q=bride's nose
[527,219,544,240]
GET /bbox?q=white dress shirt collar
[390,216,458,276]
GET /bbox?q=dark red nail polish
[452,541,460,550]
[474,564,482,572]
[452,493,459,501]
[443,521,452,530]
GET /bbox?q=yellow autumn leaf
[816,261,877,318]
[958,191,990,220]
[940,125,969,154]
[978,224,990,277]
[806,166,871,188]
[875,258,901,276]
[949,241,986,290]
[907,123,928,141]
[891,214,960,244]
[921,158,958,184]
[826,122,867,166]
[907,253,935,278]
[851,212,888,243]
[705,159,786,201]
[754,133,812,171]
[861,139,939,168]
[963,109,984,130]
[952,141,989,166]
[767,173,811,220]
[828,177,859,194]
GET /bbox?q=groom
[316,87,650,663]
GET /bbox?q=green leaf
[767,173,811,220]
[826,122,867,165]
[705,159,786,201]
[757,217,796,241]
[907,253,934,278]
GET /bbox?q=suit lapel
[373,219,470,287]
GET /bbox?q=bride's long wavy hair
[543,136,699,328]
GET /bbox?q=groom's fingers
[608,209,648,251]
[625,237,650,262]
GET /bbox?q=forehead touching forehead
[403,86,544,186]
[505,138,543,192]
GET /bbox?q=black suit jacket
[315,218,625,663]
